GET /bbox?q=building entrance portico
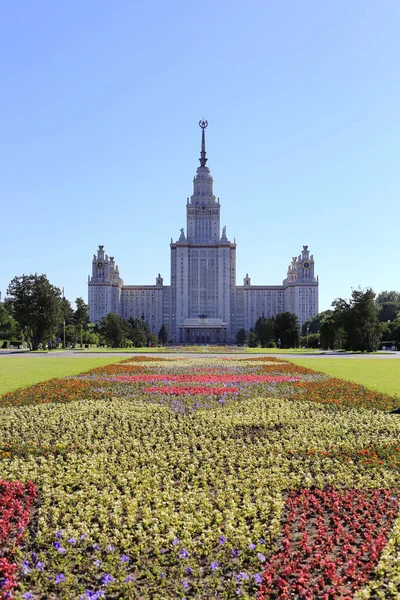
[180,318,227,344]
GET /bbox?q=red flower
[258,488,399,600]
[0,480,37,599]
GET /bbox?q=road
[1,350,400,359]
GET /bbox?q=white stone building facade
[88,122,318,343]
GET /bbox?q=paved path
[1,350,400,359]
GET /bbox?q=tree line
[98,313,169,348]
[1,274,169,350]
[236,312,301,348]
[302,289,400,352]
[3,273,400,352]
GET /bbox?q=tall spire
[199,119,208,167]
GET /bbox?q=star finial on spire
[199,119,208,167]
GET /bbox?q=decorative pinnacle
[199,119,208,167]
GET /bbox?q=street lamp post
[62,287,66,349]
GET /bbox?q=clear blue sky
[1,1,399,312]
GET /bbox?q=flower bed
[0,356,399,598]
[287,377,398,411]
[258,487,399,600]
[0,480,37,599]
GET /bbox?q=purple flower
[80,592,105,600]
[93,543,100,551]
[253,573,263,584]
[179,548,189,559]
[36,561,45,571]
[257,552,266,562]
[58,547,66,554]
[160,573,165,578]
[80,534,88,540]
[93,559,102,568]
[236,590,242,596]
[31,552,37,562]
[259,537,266,544]
[53,541,61,549]
[236,572,249,582]
[232,548,239,557]
[55,530,63,539]
[68,537,77,544]
[218,535,227,545]
[120,555,130,563]
[21,561,31,575]
[22,594,34,600]
[210,561,219,571]
[186,566,192,575]
[173,537,180,546]
[55,573,66,584]
[106,545,115,553]
[102,573,114,586]
[124,575,133,583]
[182,580,189,589]
[248,543,256,550]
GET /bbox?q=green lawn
[0,356,125,395]
[289,358,400,399]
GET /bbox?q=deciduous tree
[74,297,90,329]
[302,310,333,336]
[128,317,149,347]
[330,289,381,352]
[99,313,130,348]
[7,274,63,350]
[0,303,18,342]
[347,289,381,352]
[375,291,400,323]
[274,312,300,348]
[247,329,258,347]
[255,316,275,347]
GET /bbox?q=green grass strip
[0,356,125,395]
[289,358,400,399]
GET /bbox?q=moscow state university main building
[88,122,318,343]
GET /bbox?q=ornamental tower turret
[282,245,318,327]
[88,245,123,323]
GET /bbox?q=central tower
[186,120,221,243]
[169,121,237,344]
